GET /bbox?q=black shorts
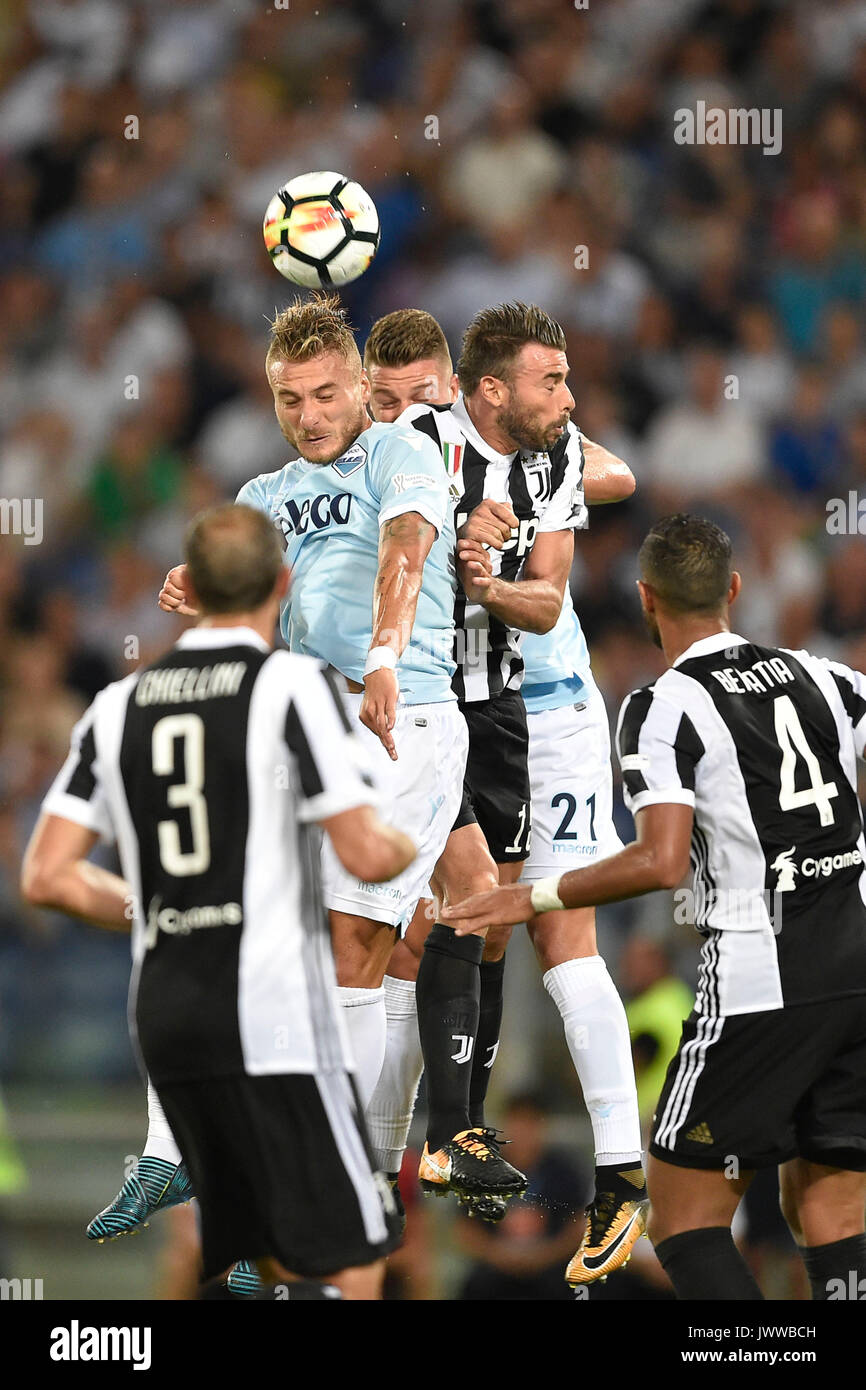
[156,1070,401,1281]
[450,788,478,834]
[461,689,531,862]
[650,995,866,1172]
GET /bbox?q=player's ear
[275,567,290,601]
[448,372,459,402]
[728,571,742,606]
[359,367,371,407]
[479,373,505,407]
[637,579,654,613]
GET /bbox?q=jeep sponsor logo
[455,512,538,559]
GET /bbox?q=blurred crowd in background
[1,0,866,1296]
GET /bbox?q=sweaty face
[496,344,575,453]
[367,357,457,422]
[267,350,370,465]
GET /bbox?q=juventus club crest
[523,454,554,505]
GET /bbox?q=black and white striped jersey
[616,631,866,1016]
[42,627,375,1085]
[405,398,586,703]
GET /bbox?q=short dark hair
[185,504,283,614]
[638,514,733,613]
[364,309,451,371]
[457,301,567,396]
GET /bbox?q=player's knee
[469,868,499,900]
[443,862,497,904]
[483,922,512,961]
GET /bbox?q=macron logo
[50,1321,152,1371]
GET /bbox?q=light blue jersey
[521,589,594,714]
[237,421,457,704]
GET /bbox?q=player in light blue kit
[157,297,525,1222]
[237,424,456,709]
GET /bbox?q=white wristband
[364,646,398,677]
[530,875,566,915]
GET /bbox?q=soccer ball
[263,171,380,288]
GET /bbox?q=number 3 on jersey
[152,713,212,875]
[774,694,838,827]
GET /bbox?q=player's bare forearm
[20,845,130,934]
[21,815,132,931]
[581,436,635,504]
[322,805,416,882]
[471,574,563,635]
[26,862,132,931]
[461,525,572,633]
[442,804,693,933]
[555,830,692,909]
[362,512,436,759]
[372,512,436,654]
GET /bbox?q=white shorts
[521,688,623,883]
[321,697,468,932]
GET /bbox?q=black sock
[654,1226,764,1300]
[468,956,506,1129]
[416,922,483,1150]
[802,1233,866,1301]
[595,1161,647,1198]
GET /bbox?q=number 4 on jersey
[774,694,838,827]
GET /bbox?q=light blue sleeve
[367,427,450,536]
[235,474,270,513]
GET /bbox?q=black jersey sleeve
[616,681,706,815]
[42,700,116,841]
[822,658,866,758]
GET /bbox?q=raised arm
[457,526,573,635]
[361,510,436,759]
[581,435,636,504]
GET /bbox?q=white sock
[543,957,643,1166]
[337,985,387,1110]
[366,976,424,1174]
[143,1079,182,1166]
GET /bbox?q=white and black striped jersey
[617,631,866,1016]
[404,398,587,703]
[42,627,375,1085]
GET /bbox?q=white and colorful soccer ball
[263,171,380,288]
